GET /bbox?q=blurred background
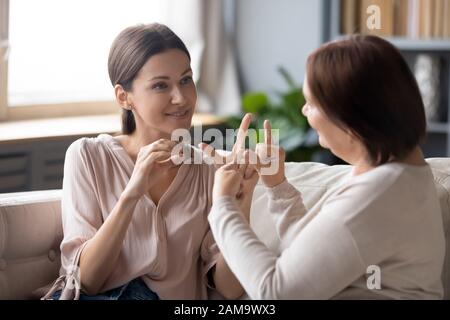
[0,0,449,193]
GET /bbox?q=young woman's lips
[165,109,190,119]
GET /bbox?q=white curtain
[0,0,8,61]
[167,0,241,115]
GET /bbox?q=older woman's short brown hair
[306,35,426,166]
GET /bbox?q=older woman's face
[301,75,359,162]
[128,48,197,137]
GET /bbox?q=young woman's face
[128,48,197,137]
[301,75,359,162]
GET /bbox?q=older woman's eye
[152,82,168,90]
[180,76,193,85]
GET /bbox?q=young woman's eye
[180,76,193,85]
[152,82,168,90]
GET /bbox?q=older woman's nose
[301,104,309,117]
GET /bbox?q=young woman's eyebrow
[181,67,192,76]
[148,75,169,81]
[148,68,192,81]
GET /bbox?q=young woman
[44,23,245,300]
[208,35,446,299]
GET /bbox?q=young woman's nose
[171,86,187,105]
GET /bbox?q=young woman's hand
[123,139,180,200]
[255,120,286,188]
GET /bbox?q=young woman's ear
[114,84,133,111]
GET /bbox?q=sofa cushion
[0,190,62,299]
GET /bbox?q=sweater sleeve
[208,196,367,299]
[60,139,103,272]
[265,179,308,250]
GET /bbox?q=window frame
[0,0,119,122]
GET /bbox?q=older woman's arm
[208,196,366,299]
[213,255,245,299]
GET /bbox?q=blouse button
[48,250,57,262]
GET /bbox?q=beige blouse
[59,133,219,299]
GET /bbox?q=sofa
[1,159,449,300]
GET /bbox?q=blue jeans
[51,277,159,300]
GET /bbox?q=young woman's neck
[125,127,172,162]
[132,128,170,146]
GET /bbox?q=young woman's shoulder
[65,135,113,167]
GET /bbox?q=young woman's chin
[164,114,193,132]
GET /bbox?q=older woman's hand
[213,152,260,222]
[255,120,286,188]
[213,163,243,199]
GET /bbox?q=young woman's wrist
[121,188,143,203]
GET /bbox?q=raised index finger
[232,113,252,156]
[264,119,272,145]
[264,119,273,158]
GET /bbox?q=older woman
[208,35,446,299]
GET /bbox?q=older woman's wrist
[262,175,286,188]
[213,195,236,205]
[265,178,300,200]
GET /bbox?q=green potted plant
[226,66,320,162]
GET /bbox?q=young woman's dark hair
[306,34,426,166]
[108,23,191,134]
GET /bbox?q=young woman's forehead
[139,49,191,78]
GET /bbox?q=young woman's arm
[63,139,178,295]
[78,191,139,295]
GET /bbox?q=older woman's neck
[398,146,426,166]
[351,146,426,176]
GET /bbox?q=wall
[233,0,325,94]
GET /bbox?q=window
[0,0,203,121]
